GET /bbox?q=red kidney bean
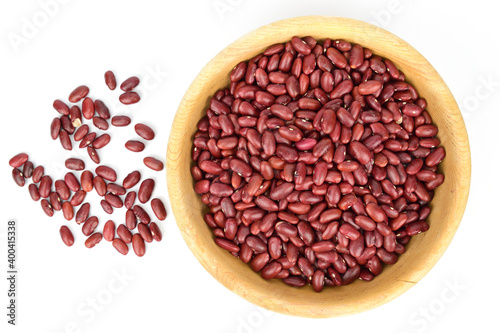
[59,130,72,150]
[70,105,82,127]
[92,99,110,119]
[69,190,85,207]
[29,184,40,201]
[339,223,361,240]
[74,124,89,142]
[120,76,140,92]
[65,158,85,171]
[95,165,117,182]
[283,276,307,287]
[366,203,387,223]
[32,165,44,183]
[406,221,430,235]
[133,205,151,224]
[50,118,61,140]
[113,238,129,255]
[116,224,133,244]
[53,99,70,115]
[20,161,32,178]
[12,169,25,187]
[103,220,115,241]
[132,234,146,257]
[84,233,102,249]
[124,209,136,230]
[149,222,162,242]
[101,200,113,214]
[261,262,282,280]
[90,176,105,197]
[59,226,74,246]
[104,70,117,90]
[92,117,108,130]
[82,216,99,236]
[123,171,141,189]
[105,193,123,208]
[358,80,382,95]
[349,141,372,165]
[104,184,124,196]
[62,201,74,220]
[415,124,438,137]
[53,179,69,200]
[49,191,65,211]
[123,192,136,210]
[425,146,445,167]
[86,146,100,164]
[354,215,376,231]
[119,91,140,104]
[75,202,90,223]
[79,132,96,148]
[68,85,89,103]
[143,157,164,171]
[270,104,293,121]
[38,175,52,198]
[138,178,154,203]
[49,192,62,211]
[80,98,94,120]
[40,199,54,217]
[60,115,75,134]
[275,222,298,238]
[111,115,131,127]
[291,36,312,55]
[215,237,240,252]
[267,238,282,261]
[135,123,155,140]
[149,198,166,221]
[92,134,111,149]
[255,195,279,211]
[125,140,145,152]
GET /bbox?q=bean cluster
[10,71,167,257]
[192,36,445,291]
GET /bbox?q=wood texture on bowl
[167,16,471,318]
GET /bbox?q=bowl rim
[167,15,471,318]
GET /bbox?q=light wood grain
[167,16,471,318]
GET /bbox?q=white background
[0,0,498,332]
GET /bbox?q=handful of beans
[9,71,166,257]
[191,36,445,291]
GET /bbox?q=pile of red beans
[191,36,445,291]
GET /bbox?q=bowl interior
[167,16,471,317]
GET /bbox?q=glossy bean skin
[112,238,129,255]
[119,92,140,104]
[68,85,89,103]
[135,123,155,140]
[132,234,146,256]
[103,220,116,241]
[144,157,164,171]
[120,76,140,91]
[111,115,131,126]
[60,226,74,246]
[85,233,103,248]
[104,70,117,90]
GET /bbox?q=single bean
[135,123,155,140]
[120,76,140,91]
[59,226,74,246]
[139,157,162,173]
[85,233,103,248]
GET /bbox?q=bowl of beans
[167,16,471,317]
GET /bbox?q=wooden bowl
[167,16,471,317]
